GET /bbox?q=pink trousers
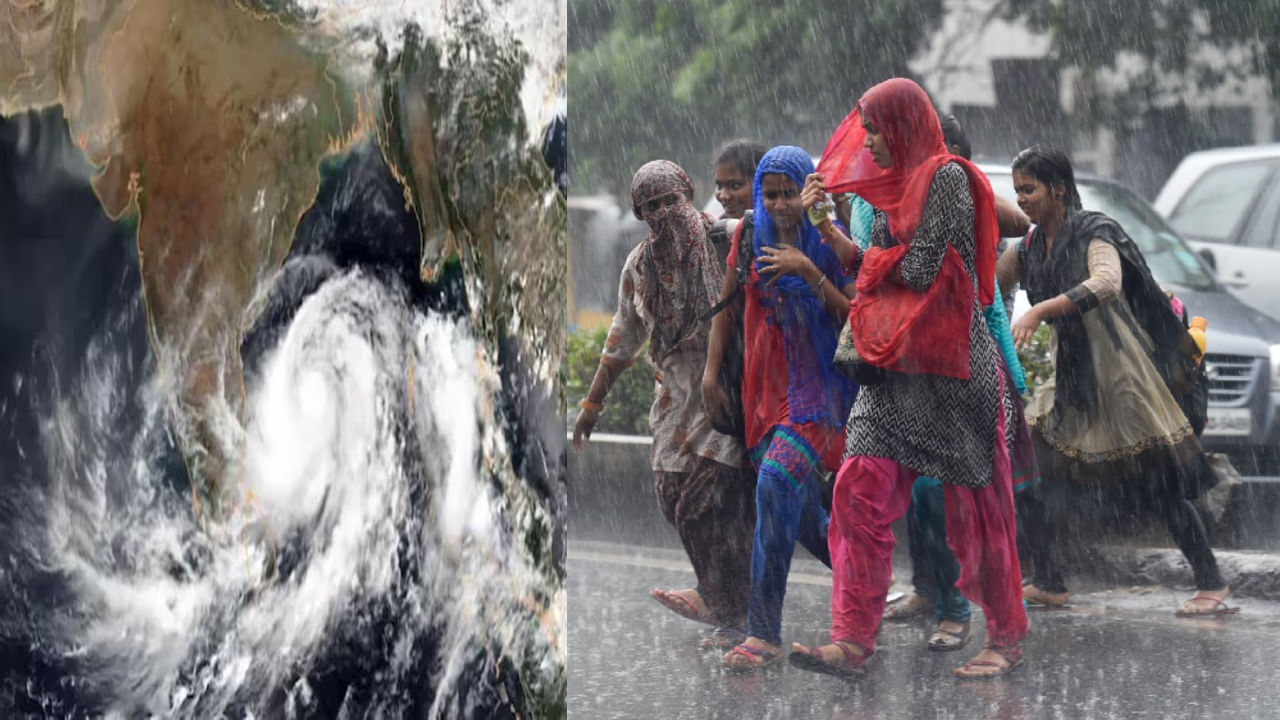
[828,405,1027,652]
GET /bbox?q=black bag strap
[735,211,754,288]
[707,217,734,268]
[701,211,754,322]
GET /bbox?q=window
[984,171,1216,290]
[1242,174,1280,249]
[1080,183,1216,291]
[1167,160,1277,243]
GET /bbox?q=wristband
[812,274,828,295]
[580,398,604,413]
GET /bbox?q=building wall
[910,0,1275,198]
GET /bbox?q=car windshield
[1166,160,1277,241]
[987,171,1217,292]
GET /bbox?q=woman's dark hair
[1012,145,1082,210]
[714,138,768,178]
[938,113,971,160]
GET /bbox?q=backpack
[701,211,754,438]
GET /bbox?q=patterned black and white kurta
[844,162,1016,488]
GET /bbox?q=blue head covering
[751,146,857,427]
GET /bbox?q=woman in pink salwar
[789,78,1028,680]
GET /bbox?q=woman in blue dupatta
[702,145,857,670]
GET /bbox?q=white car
[1153,145,1280,321]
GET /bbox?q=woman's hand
[801,172,827,211]
[572,408,598,450]
[1011,306,1043,350]
[701,372,730,425]
[757,245,816,285]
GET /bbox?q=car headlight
[1272,345,1280,392]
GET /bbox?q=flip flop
[722,643,783,672]
[1175,594,1240,618]
[954,645,1023,680]
[650,588,715,626]
[926,620,972,652]
[788,640,869,680]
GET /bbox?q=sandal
[698,626,747,650]
[954,644,1023,680]
[788,640,869,679]
[722,642,783,672]
[926,620,972,652]
[1175,592,1240,618]
[651,588,715,626]
[883,593,933,622]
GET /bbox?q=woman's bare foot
[650,587,713,624]
[927,619,972,651]
[954,645,1022,679]
[722,636,782,670]
[788,639,869,678]
[797,640,864,663]
[884,593,933,621]
[1176,586,1236,617]
[656,587,707,611]
[1022,584,1069,608]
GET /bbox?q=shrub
[566,320,1054,434]
[1017,323,1054,400]
[565,326,656,435]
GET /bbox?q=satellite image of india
[0,0,566,716]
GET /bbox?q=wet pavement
[568,539,1280,719]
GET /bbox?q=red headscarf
[816,78,998,307]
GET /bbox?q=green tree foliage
[1002,0,1280,125]
[570,0,945,197]
[565,326,656,435]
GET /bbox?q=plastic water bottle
[1188,316,1207,364]
[807,198,834,227]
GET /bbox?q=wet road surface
[569,539,1280,719]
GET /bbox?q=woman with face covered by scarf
[788,78,1027,680]
[701,146,858,670]
[572,160,757,646]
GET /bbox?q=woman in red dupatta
[788,78,1028,680]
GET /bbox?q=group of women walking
[572,76,1234,682]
